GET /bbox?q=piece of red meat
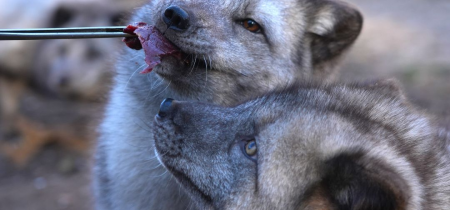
[123,22,183,74]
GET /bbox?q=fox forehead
[252,0,307,50]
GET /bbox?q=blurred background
[0,0,448,209]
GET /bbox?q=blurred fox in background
[0,0,134,166]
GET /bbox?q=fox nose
[162,6,190,31]
[158,98,175,118]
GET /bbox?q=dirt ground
[0,146,94,210]
[0,0,449,210]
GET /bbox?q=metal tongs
[0,26,137,40]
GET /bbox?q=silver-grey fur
[94,0,363,209]
[154,80,450,210]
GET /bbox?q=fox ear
[51,5,75,28]
[307,0,363,79]
[317,153,406,210]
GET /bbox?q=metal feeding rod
[0,26,137,40]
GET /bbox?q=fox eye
[242,140,257,160]
[241,19,261,33]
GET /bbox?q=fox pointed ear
[317,153,407,210]
[307,0,363,79]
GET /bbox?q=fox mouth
[183,54,211,70]
[155,51,212,80]
[163,163,213,204]
[153,120,213,205]
[157,30,214,77]
[124,23,213,77]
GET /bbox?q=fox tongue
[123,22,183,74]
